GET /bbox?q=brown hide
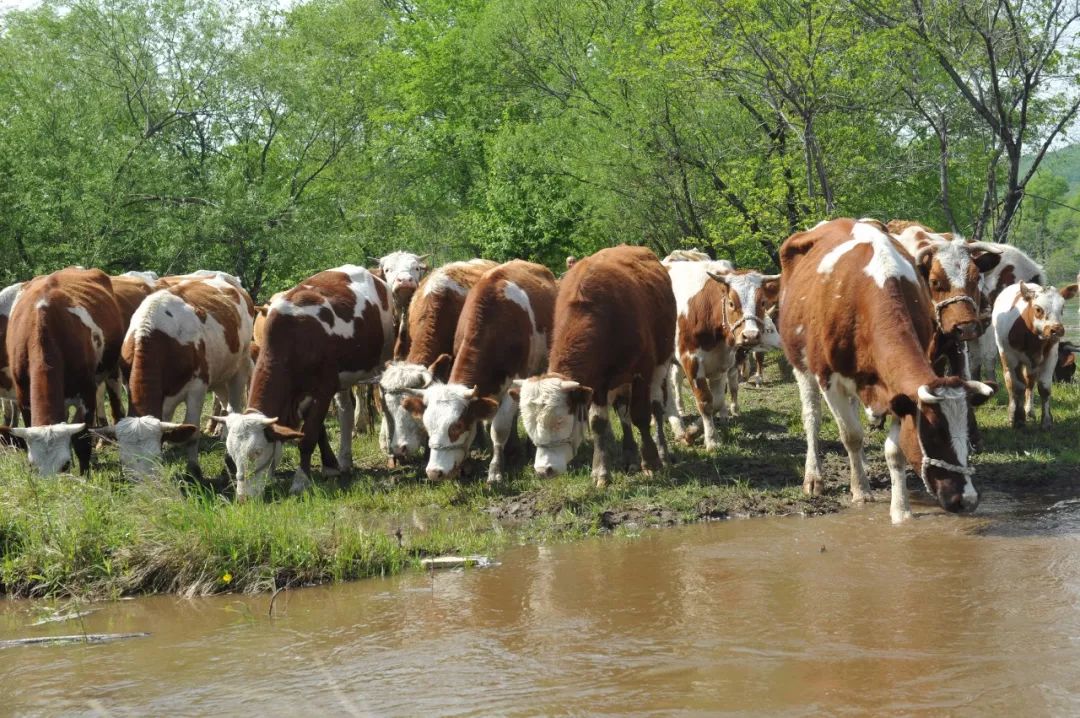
[7,267,124,426]
[449,260,557,398]
[396,259,498,364]
[543,246,675,405]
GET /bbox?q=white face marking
[519,377,584,477]
[221,412,282,499]
[817,222,919,288]
[379,252,426,298]
[727,273,770,341]
[379,361,434,456]
[933,240,972,289]
[934,388,970,469]
[10,423,84,475]
[420,383,478,476]
[112,416,169,478]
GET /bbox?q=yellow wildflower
[222,571,232,584]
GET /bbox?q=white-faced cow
[378,259,497,465]
[663,260,779,450]
[969,243,1045,380]
[0,268,124,475]
[216,265,394,500]
[98,272,256,478]
[516,246,675,486]
[992,281,1078,428]
[402,260,556,483]
[779,219,995,524]
[375,251,430,321]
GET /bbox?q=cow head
[891,378,995,513]
[912,238,1001,341]
[214,412,304,500]
[0,423,85,475]
[376,252,429,308]
[378,360,437,460]
[707,270,781,348]
[93,417,198,478]
[514,375,592,477]
[1018,282,1077,340]
[401,383,497,480]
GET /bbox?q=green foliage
[0,0,1077,294]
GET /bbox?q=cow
[378,259,497,465]
[0,281,24,431]
[1055,341,1077,383]
[516,246,676,486]
[401,260,556,483]
[0,268,124,475]
[375,251,429,320]
[969,243,1045,380]
[215,265,394,500]
[778,219,995,524]
[992,281,1078,428]
[95,272,256,478]
[663,260,779,450]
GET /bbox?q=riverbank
[2,364,1078,599]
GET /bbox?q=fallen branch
[0,632,149,648]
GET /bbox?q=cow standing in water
[779,219,995,523]
[379,259,497,466]
[101,272,256,478]
[402,260,556,483]
[217,265,395,500]
[516,246,676,486]
[993,281,1078,428]
[1,268,124,474]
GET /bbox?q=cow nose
[536,465,555,478]
[394,444,408,457]
[954,321,981,341]
[427,468,444,481]
[1049,324,1065,338]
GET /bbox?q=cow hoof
[592,471,609,489]
[851,491,874,505]
[289,472,312,495]
[387,456,400,469]
[891,509,913,524]
[322,465,340,478]
[487,470,504,484]
[803,477,824,496]
[703,440,719,452]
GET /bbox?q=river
[4,484,1080,716]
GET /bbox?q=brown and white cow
[216,265,394,499]
[970,243,1045,379]
[378,259,497,464]
[402,260,556,483]
[663,260,779,450]
[779,219,995,524]
[1,268,124,475]
[992,281,1078,428]
[516,246,676,486]
[0,281,24,429]
[98,272,256,478]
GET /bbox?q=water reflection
[4,488,1080,716]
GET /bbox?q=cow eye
[932,280,947,292]
[1035,306,1044,317]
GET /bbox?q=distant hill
[1021,143,1080,190]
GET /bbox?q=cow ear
[428,354,453,383]
[1019,283,1036,301]
[264,423,304,443]
[467,397,500,422]
[761,278,781,304]
[889,393,917,417]
[256,304,270,317]
[567,385,593,412]
[162,424,199,444]
[973,251,1002,273]
[1060,284,1078,301]
[194,306,208,322]
[508,387,520,402]
[401,394,426,419]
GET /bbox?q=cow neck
[247,348,295,423]
[869,311,939,401]
[449,337,511,398]
[128,348,165,419]
[28,311,67,425]
[548,336,604,398]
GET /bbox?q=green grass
[2,344,1079,600]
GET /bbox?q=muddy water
[5,488,1080,717]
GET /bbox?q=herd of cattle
[0,218,1076,524]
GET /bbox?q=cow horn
[964,380,995,397]
[761,273,781,281]
[706,271,729,284]
[417,253,431,262]
[159,421,185,430]
[965,241,1003,254]
[355,375,382,385]
[914,244,938,265]
[208,415,229,426]
[92,425,117,438]
[916,385,941,404]
[559,380,581,390]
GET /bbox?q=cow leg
[73,387,97,475]
[293,397,333,493]
[334,389,355,474]
[649,362,672,466]
[487,392,518,484]
[1003,361,1026,428]
[793,368,824,496]
[1038,352,1056,428]
[630,376,661,473]
[666,362,689,442]
[105,373,126,422]
[180,395,205,479]
[611,389,639,470]
[822,380,872,503]
[687,360,718,451]
[726,365,740,417]
[884,419,913,524]
[1022,365,1036,420]
[589,402,617,488]
[317,424,339,475]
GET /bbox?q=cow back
[398,259,497,364]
